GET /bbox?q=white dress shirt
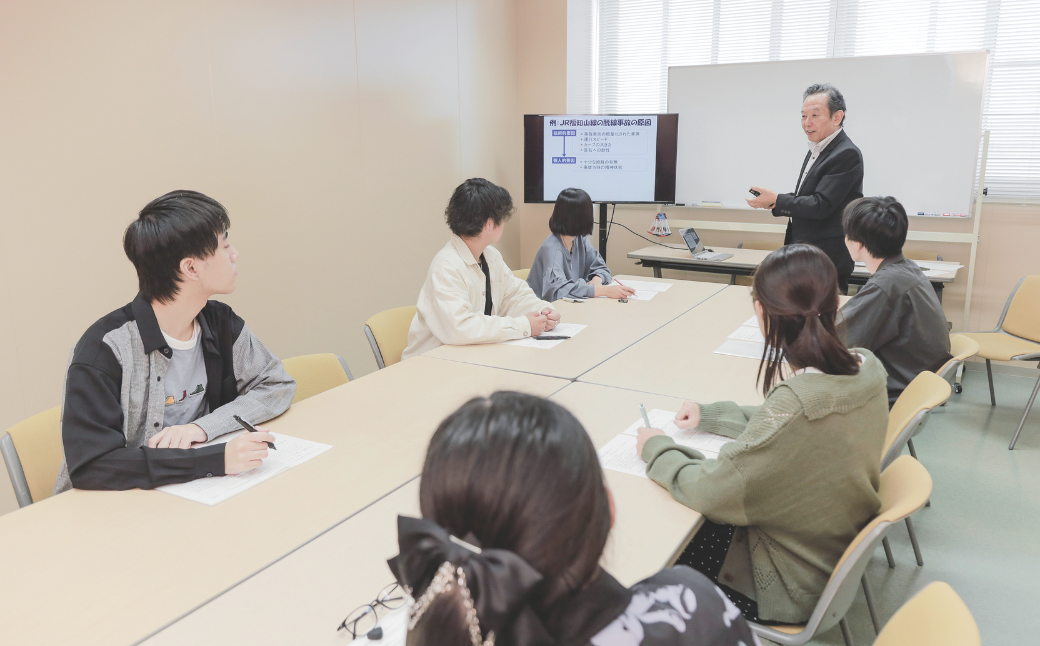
[401,235,554,360]
[796,127,843,194]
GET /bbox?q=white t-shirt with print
[161,320,210,428]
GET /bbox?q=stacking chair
[1,407,63,508]
[872,582,980,646]
[512,268,531,281]
[878,371,950,569]
[281,354,353,404]
[365,306,418,369]
[733,241,782,286]
[748,456,933,646]
[961,276,1040,449]
[936,334,979,395]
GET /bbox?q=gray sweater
[527,234,611,301]
[841,254,952,400]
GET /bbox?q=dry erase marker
[639,403,652,428]
[233,414,277,450]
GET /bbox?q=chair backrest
[512,268,531,281]
[873,582,980,646]
[281,354,352,404]
[902,250,940,262]
[937,334,979,380]
[1002,275,1040,343]
[1,406,63,507]
[798,456,933,638]
[882,372,951,469]
[365,306,418,369]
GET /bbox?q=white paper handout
[922,268,955,278]
[604,279,672,301]
[911,260,963,272]
[502,322,587,349]
[158,431,332,505]
[597,434,651,478]
[742,315,759,328]
[728,325,765,344]
[597,409,736,478]
[621,409,734,460]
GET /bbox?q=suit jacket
[772,129,864,243]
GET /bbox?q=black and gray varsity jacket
[53,294,296,493]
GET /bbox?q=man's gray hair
[803,83,846,126]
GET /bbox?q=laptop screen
[680,227,703,255]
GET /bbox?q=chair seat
[769,624,807,635]
[960,332,1040,361]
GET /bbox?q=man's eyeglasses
[337,582,406,639]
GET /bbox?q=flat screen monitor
[524,114,678,204]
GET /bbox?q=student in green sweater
[635,243,889,625]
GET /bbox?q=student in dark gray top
[841,196,952,401]
[528,188,635,302]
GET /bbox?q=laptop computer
[679,227,733,262]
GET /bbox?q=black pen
[233,414,277,450]
[534,335,570,340]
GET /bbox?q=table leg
[653,266,663,279]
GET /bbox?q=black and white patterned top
[588,567,760,646]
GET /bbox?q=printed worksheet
[621,409,733,460]
[911,260,963,271]
[604,279,673,301]
[728,325,765,344]
[742,315,759,328]
[597,434,650,478]
[158,431,332,505]
[502,323,587,349]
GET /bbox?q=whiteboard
[668,52,987,217]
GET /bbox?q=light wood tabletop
[141,382,703,646]
[579,285,768,406]
[627,245,961,283]
[422,276,727,379]
[0,357,567,646]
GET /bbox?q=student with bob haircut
[403,178,560,360]
[635,244,889,624]
[383,391,757,646]
[54,190,295,493]
[527,188,635,301]
[841,196,952,402]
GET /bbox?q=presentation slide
[541,115,659,202]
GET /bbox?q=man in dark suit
[747,83,864,292]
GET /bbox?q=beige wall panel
[199,0,365,372]
[457,0,522,267]
[517,0,567,265]
[0,2,219,424]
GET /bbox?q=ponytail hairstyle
[407,392,612,645]
[751,244,860,396]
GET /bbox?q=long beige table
[142,383,703,646]
[424,276,726,379]
[579,285,767,405]
[0,357,567,646]
[627,245,961,301]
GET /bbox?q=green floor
[773,368,1040,645]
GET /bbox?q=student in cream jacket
[402,179,559,360]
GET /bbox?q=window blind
[567,0,1040,200]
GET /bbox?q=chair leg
[882,536,895,568]
[862,576,881,634]
[954,362,964,394]
[840,616,855,646]
[1009,372,1040,450]
[906,438,918,459]
[906,517,924,566]
[986,359,996,406]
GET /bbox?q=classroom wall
[0,0,525,515]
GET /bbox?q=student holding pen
[527,188,635,301]
[633,244,889,625]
